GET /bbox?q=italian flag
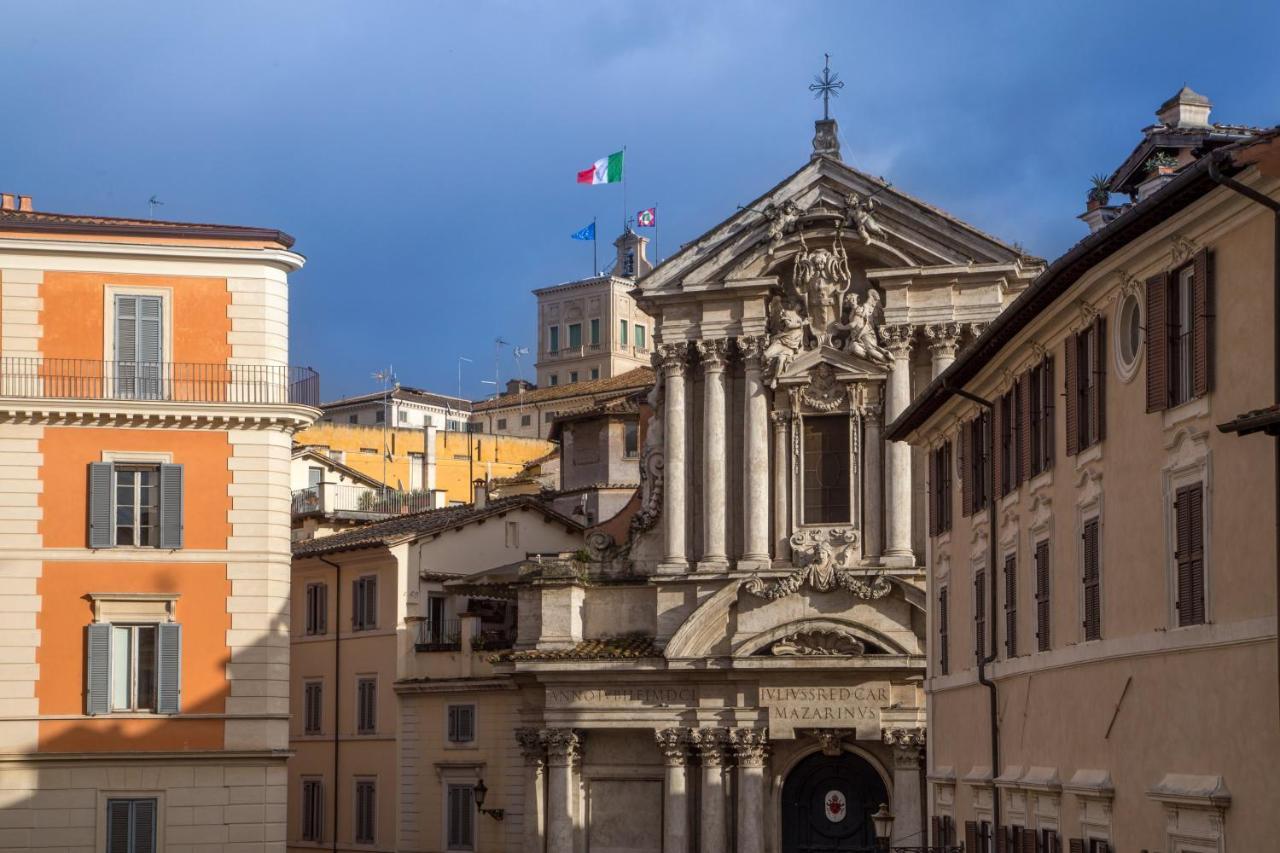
[577,150,624,184]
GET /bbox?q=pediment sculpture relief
[799,363,845,411]
[744,528,891,600]
[770,628,866,657]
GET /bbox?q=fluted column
[730,729,769,853]
[656,729,691,853]
[692,729,729,853]
[863,403,883,559]
[697,340,729,569]
[925,322,962,379]
[516,728,547,853]
[543,729,581,853]
[879,324,915,564]
[659,343,689,571]
[739,337,770,567]
[771,411,791,564]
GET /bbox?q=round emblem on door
[824,790,847,822]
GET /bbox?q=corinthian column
[656,728,691,853]
[691,728,729,853]
[516,728,546,853]
[730,728,769,853]
[925,322,962,379]
[658,343,689,572]
[863,402,883,560]
[739,337,770,568]
[879,324,915,565]
[697,340,729,569]
[883,728,927,849]
[543,729,581,853]
[771,411,791,564]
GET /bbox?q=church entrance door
[780,750,888,853]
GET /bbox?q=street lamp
[472,778,505,821]
[871,803,894,852]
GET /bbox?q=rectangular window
[548,326,560,353]
[90,461,184,550]
[569,371,579,384]
[110,624,157,711]
[619,319,628,346]
[447,704,476,744]
[590,318,600,345]
[114,465,159,547]
[106,798,157,853]
[937,587,949,676]
[549,374,558,387]
[357,677,377,734]
[1068,316,1106,454]
[374,408,385,424]
[545,411,556,422]
[1082,518,1101,641]
[999,387,1021,495]
[802,415,850,524]
[87,621,180,715]
[590,367,599,380]
[301,779,324,842]
[306,582,327,635]
[1169,265,1195,406]
[352,575,377,631]
[399,410,409,423]
[505,521,519,548]
[330,449,346,464]
[1029,358,1054,476]
[355,778,376,844]
[634,325,647,349]
[1148,251,1212,412]
[930,441,952,535]
[568,323,582,348]
[520,414,531,427]
[447,784,476,849]
[303,680,323,734]
[1174,483,1206,626]
[1003,554,1017,657]
[348,414,359,424]
[624,421,639,458]
[968,413,991,514]
[496,418,507,430]
[974,569,986,663]
[1034,540,1051,651]
[113,294,163,400]
[308,466,324,487]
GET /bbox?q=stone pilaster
[879,323,915,565]
[697,339,730,569]
[884,727,927,849]
[770,411,791,564]
[516,728,547,853]
[543,728,581,853]
[862,402,884,560]
[739,336,770,567]
[730,728,770,853]
[692,728,730,853]
[925,322,962,379]
[658,343,689,571]
[656,728,692,853]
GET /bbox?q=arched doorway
[780,750,889,852]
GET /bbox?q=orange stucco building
[0,194,317,852]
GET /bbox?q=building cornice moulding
[0,237,305,272]
[0,400,319,430]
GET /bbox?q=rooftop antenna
[511,346,531,411]
[147,195,164,219]
[493,337,511,398]
[456,355,473,401]
[372,365,397,493]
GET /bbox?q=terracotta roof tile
[473,367,653,412]
[0,206,295,247]
[492,635,658,663]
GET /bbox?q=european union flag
[571,221,596,241]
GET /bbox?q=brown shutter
[1091,315,1106,442]
[993,396,1004,500]
[1042,829,1059,853]
[928,448,939,537]
[1064,335,1079,455]
[1069,840,1084,853]
[1175,483,1206,626]
[1035,539,1051,652]
[961,420,974,517]
[1004,553,1017,657]
[1083,519,1101,640]
[966,821,979,852]
[938,587,950,675]
[933,816,944,847]
[995,827,1008,853]
[1021,827,1038,853]
[1020,371,1033,480]
[1044,355,1056,469]
[1192,248,1213,397]
[1145,272,1169,412]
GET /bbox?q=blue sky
[4,1,1278,400]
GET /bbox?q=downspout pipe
[317,555,342,853]
[1207,155,1280,718]
[943,382,1001,839]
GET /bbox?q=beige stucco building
[887,97,1279,853]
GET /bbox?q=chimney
[0,194,14,211]
[472,478,488,509]
[505,378,534,396]
[1156,86,1212,129]
[17,196,32,212]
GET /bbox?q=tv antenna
[148,195,165,219]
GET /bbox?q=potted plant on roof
[1087,174,1111,211]
[1145,151,1179,177]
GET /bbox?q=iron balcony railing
[291,483,436,518]
[414,619,515,652]
[0,357,320,407]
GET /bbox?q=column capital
[658,342,690,375]
[801,728,853,757]
[877,323,916,357]
[967,321,989,340]
[695,338,730,371]
[729,728,770,768]
[736,335,766,365]
[516,727,546,766]
[769,409,789,430]
[655,727,692,766]
[923,321,962,356]
[542,728,582,766]
[883,725,927,769]
[689,728,730,766]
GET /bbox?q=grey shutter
[115,295,138,398]
[158,463,184,549]
[132,799,156,853]
[462,706,475,740]
[88,462,114,548]
[156,622,182,714]
[86,622,112,715]
[107,800,132,853]
[136,296,163,399]
[364,576,377,628]
[447,705,458,741]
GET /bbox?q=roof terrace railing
[0,358,320,407]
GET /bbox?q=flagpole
[592,216,598,276]
[622,144,628,237]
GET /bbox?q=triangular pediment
[776,345,889,385]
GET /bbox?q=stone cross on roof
[809,53,844,121]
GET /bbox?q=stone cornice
[0,399,319,430]
[0,236,304,272]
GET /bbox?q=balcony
[291,483,436,520]
[414,619,516,652]
[0,358,320,407]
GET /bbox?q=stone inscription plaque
[760,683,891,739]
[546,686,697,709]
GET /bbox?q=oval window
[1115,291,1143,381]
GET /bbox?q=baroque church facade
[497,117,1041,853]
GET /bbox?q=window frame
[445,783,476,850]
[1168,263,1196,407]
[589,317,600,345]
[301,778,324,842]
[356,675,377,735]
[547,325,560,354]
[1080,516,1102,642]
[114,464,161,548]
[104,796,159,853]
[305,582,328,636]
[568,323,582,349]
[352,575,378,631]
[496,418,507,430]
[446,703,477,745]
[1002,552,1017,658]
[110,623,158,712]
[800,414,852,525]
[634,324,647,349]
[937,586,949,676]
[970,413,991,513]
[1034,539,1051,652]
[973,566,987,664]
[930,441,953,535]
[520,414,531,427]
[1028,357,1054,476]
[1173,482,1207,627]
[303,679,323,735]
[619,319,628,347]
[354,777,377,845]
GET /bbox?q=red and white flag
[636,207,656,228]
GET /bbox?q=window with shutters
[1028,357,1054,476]
[355,778,376,844]
[496,418,507,430]
[356,676,377,734]
[113,294,164,400]
[1081,517,1102,641]
[619,319,629,346]
[521,414,531,427]
[1168,265,1195,406]
[966,412,991,514]
[1072,319,1106,451]
[106,798,157,853]
[1174,482,1206,627]
[305,582,328,635]
[1034,539,1051,652]
[89,461,184,550]
[937,587,949,676]
[635,325,647,349]
[568,323,582,349]
[974,569,987,663]
[1003,553,1018,657]
[548,326,560,353]
[999,387,1022,495]
[447,703,476,744]
[114,465,159,547]
[930,441,952,535]
[303,680,323,734]
[446,784,476,850]
[1146,250,1213,413]
[301,778,324,841]
[86,619,181,715]
[352,575,378,631]
[111,624,157,711]
[590,317,600,345]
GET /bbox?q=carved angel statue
[836,289,892,363]
[763,296,805,388]
[793,243,851,347]
[763,199,801,257]
[846,192,885,245]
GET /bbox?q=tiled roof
[491,635,659,663]
[321,385,473,411]
[1218,404,1280,437]
[473,367,653,412]
[0,207,295,247]
[292,494,583,557]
